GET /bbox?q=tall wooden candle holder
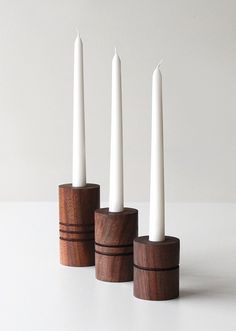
[95,208,138,282]
[59,183,100,267]
[133,236,180,300]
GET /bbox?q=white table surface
[0,202,235,331]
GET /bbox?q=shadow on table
[180,269,236,301]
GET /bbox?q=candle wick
[114,47,117,55]
[156,59,163,69]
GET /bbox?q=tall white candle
[72,33,86,187]
[149,62,165,241]
[109,49,124,212]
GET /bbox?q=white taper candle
[149,62,165,241]
[109,49,124,212]
[72,33,86,187]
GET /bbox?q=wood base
[60,239,95,267]
[59,183,100,267]
[95,208,138,282]
[133,236,180,300]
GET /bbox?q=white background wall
[0,0,235,202]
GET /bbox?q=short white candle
[72,33,86,187]
[109,49,124,212]
[149,62,165,242]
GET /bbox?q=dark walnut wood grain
[133,235,180,301]
[95,208,138,282]
[59,183,100,267]
[134,267,179,301]
[60,239,95,267]
[59,183,100,225]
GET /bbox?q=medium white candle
[72,33,86,187]
[109,49,124,212]
[149,62,165,241]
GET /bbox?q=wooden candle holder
[59,183,100,267]
[133,236,180,300]
[95,208,138,282]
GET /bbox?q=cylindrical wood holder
[59,183,100,267]
[133,236,180,300]
[95,208,138,282]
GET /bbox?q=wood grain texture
[134,236,179,269]
[96,254,133,282]
[133,236,180,301]
[134,266,179,301]
[95,208,138,282]
[59,183,100,225]
[60,239,95,267]
[95,208,138,245]
[59,183,100,267]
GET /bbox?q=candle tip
[114,47,117,54]
[75,28,81,39]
